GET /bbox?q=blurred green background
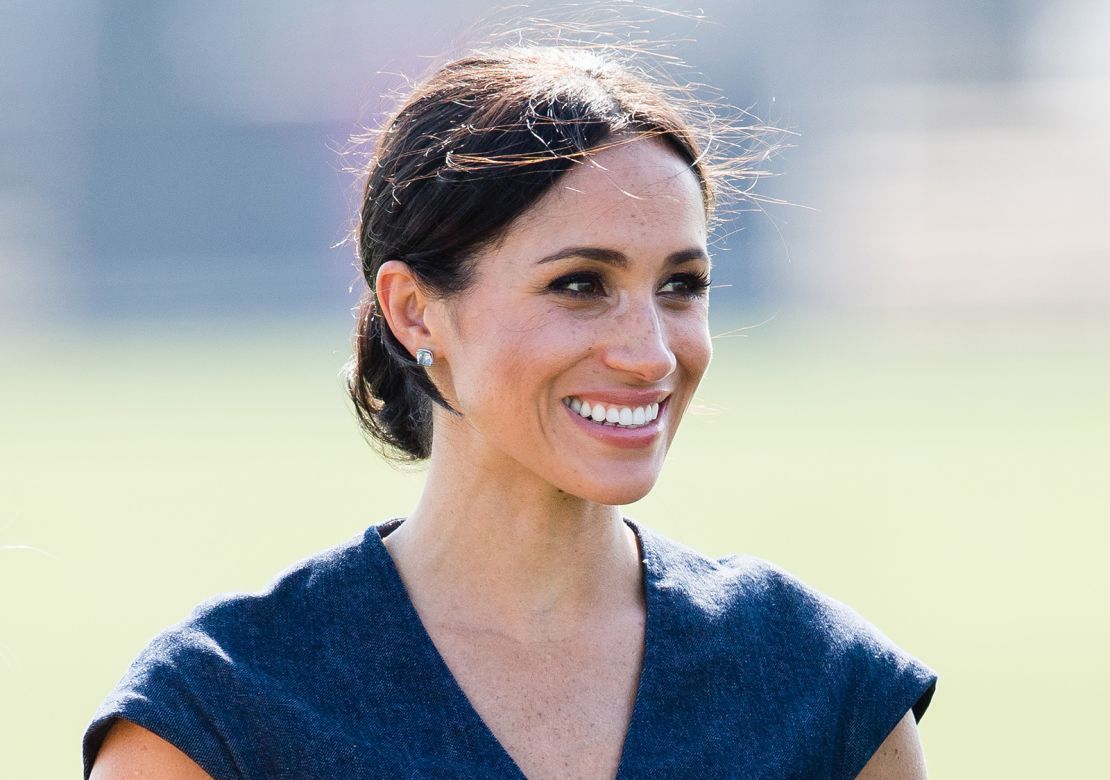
[4,0,1110,777]
[3,312,1107,777]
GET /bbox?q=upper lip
[563,390,671,407]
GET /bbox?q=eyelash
[549,271,712,300]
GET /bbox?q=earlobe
[375,260,434,359]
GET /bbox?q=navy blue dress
[83,517,937,778]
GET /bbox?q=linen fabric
[83,517,937,779]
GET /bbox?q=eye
[660,271,711,298]
[549,272,605,297]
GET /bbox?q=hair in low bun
[345,42,777,462]
[347,291,435,461]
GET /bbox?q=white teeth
[564,396,665,428]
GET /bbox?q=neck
[381,420,644,641]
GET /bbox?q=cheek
[455,311,587,412]
[493,317,595,390]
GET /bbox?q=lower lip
[563,400,667,449]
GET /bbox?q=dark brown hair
[346,45,774,462]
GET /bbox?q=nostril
[598,337,677,382]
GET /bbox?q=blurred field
[2,312,1107,777]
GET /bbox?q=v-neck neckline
[367,516,662,779]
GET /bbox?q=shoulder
[643,526,871,644]
[716,553,888,656]
[641,526,935,677]
[196,525,375,622]
[714,549,938,703]
[84,526,383,779]
[638,525,937,776]
[714,551,937,776]
[120,525,375,690]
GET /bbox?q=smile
[562,396,663,429]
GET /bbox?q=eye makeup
[546,269,711,299]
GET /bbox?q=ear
[374,260,435,359]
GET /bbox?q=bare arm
[855,709,928,779]
[89,719,213,780]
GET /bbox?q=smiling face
[426,136,713,505]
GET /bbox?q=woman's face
[429,136,712,505]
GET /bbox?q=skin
[379,136,713,638]
[91,137,928,778]
[858,711,929,779]
[91,720,210,779]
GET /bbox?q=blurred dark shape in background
[5,0,1105,327]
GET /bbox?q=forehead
[491,137,708,259]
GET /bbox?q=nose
[597,295,677,383]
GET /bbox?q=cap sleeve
[83,625,244,780]
[836,616,937,777]
[752,561,938,779]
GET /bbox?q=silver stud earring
[415,348,434,367]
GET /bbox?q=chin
[558,467,662,506]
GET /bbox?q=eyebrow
[535,246,710,268]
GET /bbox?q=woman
[85,45,936,779]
